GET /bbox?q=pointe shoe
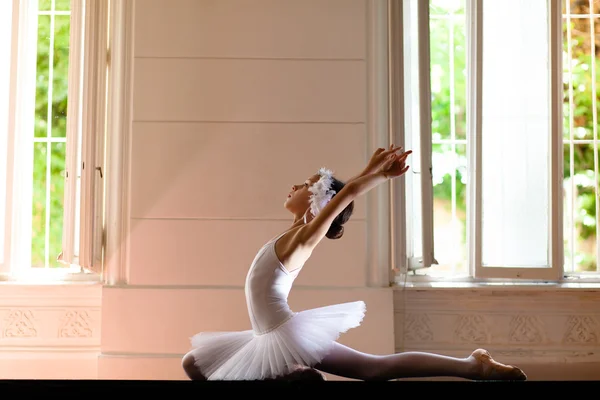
[471,349,527,381]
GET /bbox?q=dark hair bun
[326,222,344,240]
[323,175,354,240]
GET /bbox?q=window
[395,0,600,282]
[563,0,600,277]
[1,0,109,281]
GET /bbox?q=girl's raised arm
[298,149,411,249]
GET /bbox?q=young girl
[182,145,527,382]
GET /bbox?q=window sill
[394,280,600,291]
[0,269,102,285]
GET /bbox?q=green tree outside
[32,2,70,268]
[429,0,599,273]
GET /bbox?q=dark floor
[0,379,596,397]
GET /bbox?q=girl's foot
[468,349,527,381]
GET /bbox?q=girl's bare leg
[314,342,527,381]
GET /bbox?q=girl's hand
[379,149,412,178]
[362,144,407,176]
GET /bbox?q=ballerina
[182,145,527,381]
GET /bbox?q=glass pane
[430,1,467,141]
[564,142,574,272]
[430,143,468,276]
[562,0,600,275]
[35,15,51,138]
[56,0,71,11]
[52,15,70,138]
[481,0,550,268]
[32,142,48,268]
[49,142,66,268]
[39,0,51,11]
[562,16,575,142]
[564,143,599,273]
[0,0,12,266]
[563,16,595,140]
[453,16,467,141]
[567,0,591,15]
[430,15,452,141]
[431,0,464,15]
[562,21,571,143]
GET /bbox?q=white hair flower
[308,167,336,217]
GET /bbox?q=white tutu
[189,300,366,380]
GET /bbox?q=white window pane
[481,0,550,267]
[430,0,468,277]
[0,0,13,266]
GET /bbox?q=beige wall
[98,0,395,380]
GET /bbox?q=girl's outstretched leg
[313,342,527,381]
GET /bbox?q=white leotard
[188,231,366,380]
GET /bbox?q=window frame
[468,0,564,282]
[71,0,108,276]
[0,0,122,283]
[390,0,600,285]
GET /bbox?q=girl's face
[284,174,321,216]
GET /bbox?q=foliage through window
[402,0,600,281]
[1,0,108,280]
[33,0,71,268]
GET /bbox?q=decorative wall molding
[562,315,599,344]
[508,315,546,344]
[404,313,433,342]
[59,310,94,338]
[0,283,101,351]
[4,310,37,338]
[454,314,490,344]
[394,288,600,364]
